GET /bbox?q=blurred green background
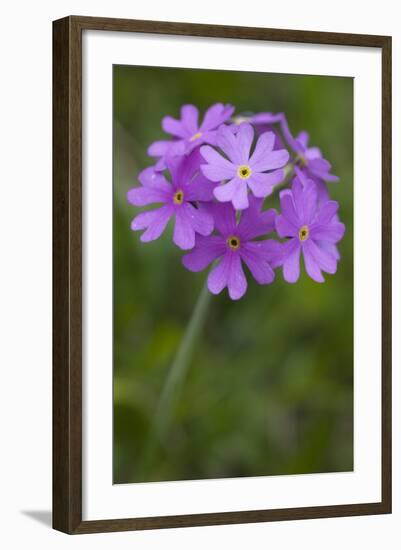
[113,65,353,484]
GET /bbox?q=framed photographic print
[52,16,392,534]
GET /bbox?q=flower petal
[138,167,171,191]
[251,112,283,125]
[127,186,169,206]
[279,189,300,227]
[304,239,337,274]
[296,131,310,149]
[214,178,249,210]
[182,235,225,272]
[171,148,203,188]
[305,146,322,161]
[153,156,168,171]
[240,242,275,285]
[292,178,318,224]
[323,172,340,183]
[184,172,216,202]
[308,158,339,182]
[314,179,330,203]
[208,252,247,300]
[200,146,236,181]
[275,214,298,238]
[253,148,290,172]
[212,202,237,237]
[282,239,301,283]
[198,129,218,147]
[147,140,171,157]
[227,253,248,300]
[200,103,234,132]
[183,202,214,236]
[237,196,276,240]
[302,242,325,282]
[173,207,196,250]
[180,104,199,135]
[149,141,186,170]
[131,205,173,242]
[216,124,242,164]
[162,116,188,138]
[248,169,285,198]
[315,200,339,224]
[248,130,275,165]
[257,240,286,268]
[319,241,340,261]
[293,166,310,186]
[310,222,345,243]
[207,254,230,295]
[236,123,254,163]
[279,114,303,154]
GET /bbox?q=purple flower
[182,197,281,300]
[130,103,347,297]
[127,150,215,250]
[252,114,338,183]
[233,112,299,153]
[200,123,290,211]
[294,131,339,183]
[293,165,330,205]
[275,176,345,283]
[238,113,338,184]
[148,103,234,170]
[231,112,285,149]
[231,113,338,184]
[294,167,341,259]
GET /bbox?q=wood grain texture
[381,35,392,514]
[52,16,82,534]
[70,15,389,47]
[52,15,392,534]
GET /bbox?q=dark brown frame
[53,15,392,534]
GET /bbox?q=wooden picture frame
[53,15,392,534]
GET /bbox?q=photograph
[0,2,394,544]
[113,65,354,485]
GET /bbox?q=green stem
[138,282,211,476]
[155,282,211,435]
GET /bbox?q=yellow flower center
[173,189,184,205]
[237,165,252,180]
[227,235,241,250]
[298,225,309,242]
[189,131,203,142]
[298,154,308,167]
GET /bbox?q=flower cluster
[128,103,345,300]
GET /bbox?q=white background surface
[83,31,382,520]
[0,0,399,548]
